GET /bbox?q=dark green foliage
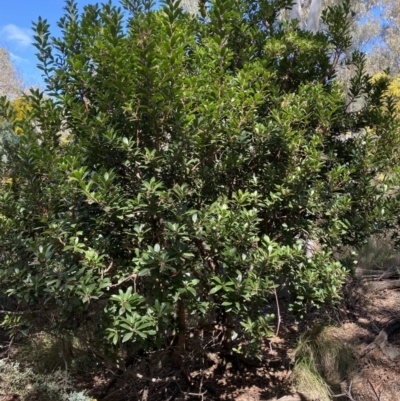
[0,0,399,355]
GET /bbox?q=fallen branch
[362,270,399,281]
[332,380,356,401]
[361,318,400,359]
[368,279,400,292]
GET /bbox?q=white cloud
[1,24,31,47]
[10,52,29,63]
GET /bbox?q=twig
[103,261,114,275]
[142,387,149,401]
[111,273,137,288]
[368,380,382,401]
[332,380,355,401]
[199,327,205,396]
[176,145,224,186]
[273,287,281,336]
[184,390,207,399]
[5,336,14,361]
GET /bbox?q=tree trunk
[172,298,189,381]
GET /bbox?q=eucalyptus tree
[289,0,400,75]
[0,50,21,186]
[0,48,22,98]
[289,0,323,32]
[365,0,400,74]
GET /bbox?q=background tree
[371,72,400,116]
[365,0,400,75]
[0,48,23,98]
[292,0,400,75]
[0,50,21,185]
[182,0,400,76]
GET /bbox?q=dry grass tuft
[292,325,355,401]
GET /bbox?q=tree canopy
[0,0,399,360]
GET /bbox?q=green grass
[0,358,93,401]
[16,332,76,373]
[16,331,98,376]
[355,234,400,272]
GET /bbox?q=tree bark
[172,298,190,381]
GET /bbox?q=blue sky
[0,1,387,89]
[0,0,119,88]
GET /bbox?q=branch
[332,380,356,401]
[195,239,218,274]
[273,287,281,336]
[176,145,223,186]
[111,273,137,289]
[0,309,39,315]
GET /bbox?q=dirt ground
[1,274,400,401]
[79,274,400,401]
[343,284,400,401]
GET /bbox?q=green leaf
[122,332,134,343]
[209,285,222,295]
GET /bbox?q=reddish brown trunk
[221,311,233,350]
[172,299,189,380]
